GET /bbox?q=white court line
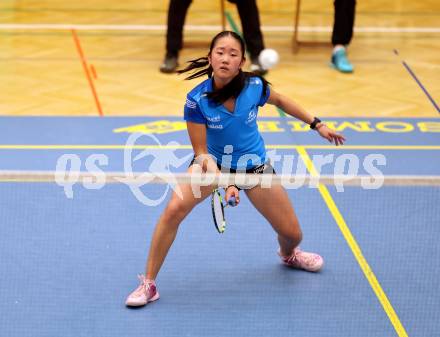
[0,23,439,33]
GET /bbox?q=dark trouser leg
[331,0,356,46]
[234,0,265,60]
[165,0,192,56]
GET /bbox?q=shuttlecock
[258,49,279,70]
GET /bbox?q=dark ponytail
[178,30,270,105]
[177,56,213,80]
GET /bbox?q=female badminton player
[126,31,345,307]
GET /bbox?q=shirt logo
[186,98,197,109]
[246,109,257,124]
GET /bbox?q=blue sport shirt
[184,76,270,170]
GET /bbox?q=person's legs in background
[160,0,192,73]
[331,0,356,73]
[160,0,268,75]
[231,0,267,76]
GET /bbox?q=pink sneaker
[279,247,324,272]
[125,275,160,307]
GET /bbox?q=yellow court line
[296,146,408,337]
[0,144,439,150]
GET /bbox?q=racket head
[211,189,226,233]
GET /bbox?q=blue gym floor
[0,116,439,337]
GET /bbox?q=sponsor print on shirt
[207,123,223,129]
[207,114,223,129]
[245,108,257,125]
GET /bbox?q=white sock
[332,45,346,54]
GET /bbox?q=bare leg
[145,166,213,279]
[245,185,302,256]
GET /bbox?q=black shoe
[250,58,268,76]
[159,54,178,74]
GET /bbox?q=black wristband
[310,117,322,130]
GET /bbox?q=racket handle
[227,196,237,207]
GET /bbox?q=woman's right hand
[225,185,240,206]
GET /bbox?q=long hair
[177,31,270,105]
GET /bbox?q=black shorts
[188,157,276,190]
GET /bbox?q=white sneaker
[279,247,324,272]
[125,275,160,307]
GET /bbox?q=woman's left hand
[317,124,346,146]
